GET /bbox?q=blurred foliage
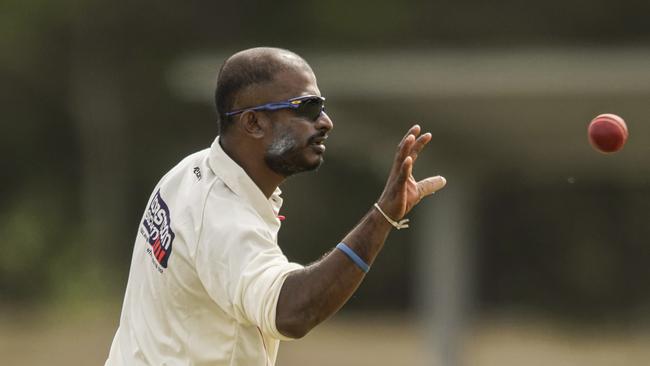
[1,0,650,323]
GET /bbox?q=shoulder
[203,184,268,234]
[153,148,211,191]
[151,147,219,229]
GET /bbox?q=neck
[220,136,285,198]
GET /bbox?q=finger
[390,135,414,179]
[417,176,447,199]
[409,132,432,161]
[393,125,419,175]
[399,156,413,185]
[399,124,421,143]
[397,134,415,163]
[396,124,420,157]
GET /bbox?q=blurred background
[2,0,650,365]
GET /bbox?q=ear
[239,111,268,139]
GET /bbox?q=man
[106,47,446,366]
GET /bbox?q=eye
[297,98,324,121]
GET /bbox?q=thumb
[416,176,447,199]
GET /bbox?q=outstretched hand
[376,125,446,221]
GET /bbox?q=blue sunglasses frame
[225,95,326,120]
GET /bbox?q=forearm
[275,125,446,338]
[276,205,393,338]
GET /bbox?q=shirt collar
[208,137,283,225]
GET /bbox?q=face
[260,68,334,177]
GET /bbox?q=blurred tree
[2,0,650,320]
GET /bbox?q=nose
[316,111,334,132]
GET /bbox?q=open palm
[377,125,446,222]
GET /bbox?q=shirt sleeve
[195,193,303,341]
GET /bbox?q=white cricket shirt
[106,137,303,366]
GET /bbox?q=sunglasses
[225,95,326,121]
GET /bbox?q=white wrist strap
[373,203,410,229]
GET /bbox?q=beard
[264,130,323,177]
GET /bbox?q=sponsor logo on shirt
[140,190,174,269]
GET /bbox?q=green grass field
[1,307,648,366]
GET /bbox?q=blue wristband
[336,243,370,273]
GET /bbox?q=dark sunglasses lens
[297,98,324,120]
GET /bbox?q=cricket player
[105,47,446,365]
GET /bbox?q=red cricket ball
[587,113,628,153]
